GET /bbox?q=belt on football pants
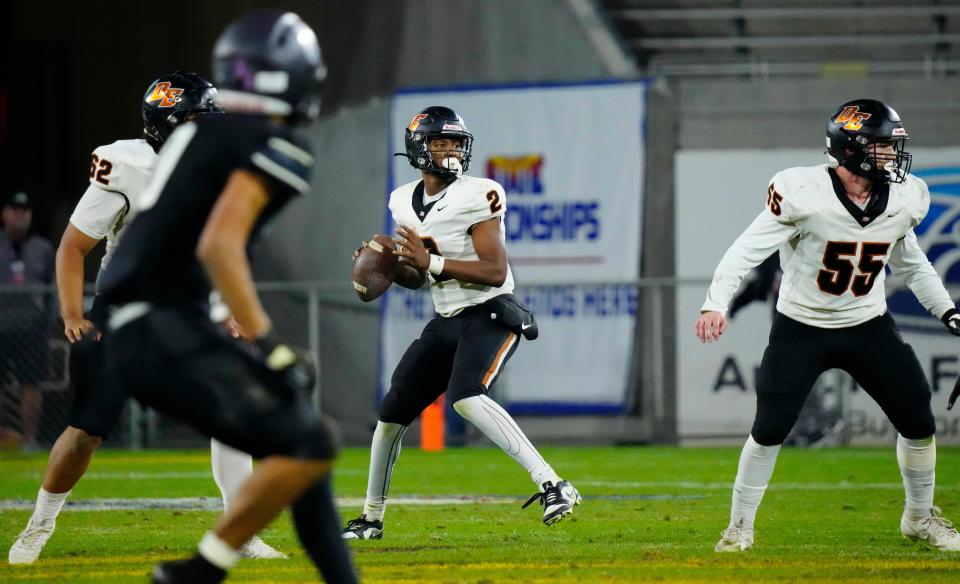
[108,302,152,331]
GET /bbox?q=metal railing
[0,277,862,448]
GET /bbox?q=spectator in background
[0,192,55,449]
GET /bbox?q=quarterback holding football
[343,106,580,541]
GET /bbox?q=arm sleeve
[69,184,129,240]
[701,210,799,315]
[888,229,955,319]
[243,136,315,199]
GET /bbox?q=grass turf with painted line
[1,447,959,582]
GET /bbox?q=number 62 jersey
[702,164,954,328]
[69,139,156,290]
[388,175,514,317]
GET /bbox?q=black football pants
[104,307,336,460]
[379,304,521,426]
[751,311,935,445]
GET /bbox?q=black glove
[948,376,960,411]
[942,308,960,337]
[255,329,316,394]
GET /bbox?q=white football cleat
[901,507,960,551]
[715,519,754,552]
[8,517,56,564]
[240,536,288,559]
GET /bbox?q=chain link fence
[0,286,70,449]
[0,278,884,451]
[0,283,353,451]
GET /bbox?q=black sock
[291,475,359,584]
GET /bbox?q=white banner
[676,149,960,444]
[381,82,647,411]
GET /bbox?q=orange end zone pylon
[420,395,445,451]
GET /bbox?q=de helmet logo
[146,82,184,108]
[407,113,429,132]
[887,165,960,330]
[834,105,872,131]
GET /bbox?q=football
[352,234,399,302]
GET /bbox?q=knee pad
[750,417,792,447]
[277,420,339,461]
[248,405,340,461]
[895,410,936,441]
[447,383,484,406]
[378,390,420,426]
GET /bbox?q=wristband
[941,308,958,326]
[255,329,297,370]
[428,254,445,276]
[254,328,281,355]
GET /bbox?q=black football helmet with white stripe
[211,11,326,124]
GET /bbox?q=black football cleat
[342,514,384,540]
[151,555,227,584]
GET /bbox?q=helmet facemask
[154,104,223,144]
[845,135,912,185]
[408,130,473,182]
[413,132,473,181]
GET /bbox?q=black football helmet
[826,98,912,184]
[399,106,474,181]
[211,10,326,123]
[142,71,222,150]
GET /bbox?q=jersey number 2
[816,241,890,297]
[486,190,502,214]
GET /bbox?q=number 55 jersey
[388,174,514,317]
[702,164,954,328]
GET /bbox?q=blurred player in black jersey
[97,11,356,584]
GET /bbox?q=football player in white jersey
[8,72,284,564]
[342,106,580,540]
[697,99,960,552]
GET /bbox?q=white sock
[452,395,560,487]
[363,421,407,522]
[198,531,240,570]
[729,434,781,529]
[33,488,70,524]
[210,438,253,512]
[897,434,936,520]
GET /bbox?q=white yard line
[0,493,702,511]
[580,480,960,491]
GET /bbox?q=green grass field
[1,446,959,583]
